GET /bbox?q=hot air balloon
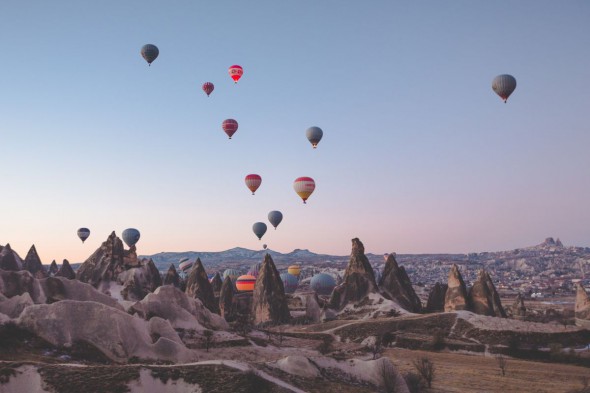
[122,228,141,248]
[245,174,262,195]
[236,274,256,291]
[228,65,243,83]
[293,177,315,204]
[202,82,214,97]
[492,74,517,103]
[310,273,336,295]
[268,210,283,229]
[263,244,267,250]
[223,269,241,284]
[140,44,159,66]
[280,273,298,294]
[179,257,193,273]
[252,222,267,240]
[287,265,301,277]
[306,127,323,148]
[77,228,90,243]
[222,119,239,139]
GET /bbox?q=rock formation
[0,270,45,302]
[468,269,506,317]
[185,258,219,314]
[211,272,223,294]
[48,260,58,276]
[251,253,290,325]
[575,283,590,327]
[76,231,130,288]
[328,238,378,310]
[379,253,422,312]
[426,282,447,313]
[163,263,181,288]
[22,245,46,278]
[219,276,236,321]
[444,264,469,312]
[0,244,23,271]
[55,259,76,280]
[0,292,34,318]
[511,293,526,320]
[117,259,162,301]
[39,276,123,309]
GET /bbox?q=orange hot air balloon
[236,274,256,291]
[293,177,315,204]
[202,82,214,97]
[228,65,243,83]
[245,174,262,195]
[222,119,239,139]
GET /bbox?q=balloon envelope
[245,174,262,195]
[236,274,256,291]
[252,222,267,240]
[263,244,267,250]
[179,259,194,272]
[280,273,298,294]
[77,228,90,243]
[222,119,239,139]
[122,228,141,248]
[306,127,323,148]
[268,210,283,229]
[140,44,159,66]
[293,177,316,204]
[228,65,243,83]
[310,273,336,295]
[202,82,214,97]
[492,74,517,102]
[223,269,241,283]
[287,265,301,276]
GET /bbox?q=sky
[0,1,589,263]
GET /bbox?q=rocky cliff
[575,284,590,326]
[444,264,469,312]
[251,253,290,325]
[511,293,526,319]
[219,275,236,321]
[23,245,47,278]
[185,258,219,314]
[55,259,76,280]
[0,244,23,271]
[76,231,128,287]
[469,269,506,317]
[117,259,162,301]
[426,282,447,313]
[379,253,422,312]
[163,263,181,288]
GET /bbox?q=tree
[413,357,435,388]
[203,329,213,352]
[369,335,384,359]
[496,355,507,377]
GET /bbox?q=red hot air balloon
[222,119,239,139]
[245,174,262,195]
[228,65,243,83]
[293,177,316,204]
[202,82,214,97]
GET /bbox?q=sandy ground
[387,347,590,393]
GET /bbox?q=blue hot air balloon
[122,228,141,248]
[268,211,283,230]
[77,228,90,243]
[310,273,336,296]
[280,273,298,294]
[252,222,267,240]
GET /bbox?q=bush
[413,357,435,388]
[403,371,425,393]
[317,335,334,354]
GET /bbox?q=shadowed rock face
[23,245,46,277]
[328,238,378,310]
[444,264,469,312]
[76,231,128,287]
[117,259,162,301]
[55,259,76,280]
[211,272,223,294]
[0,270,44,302]
[219,276,235,321]
[575,284,590,321]
[185,258,219,314]
[469,269,506,317]
[251,253,290,325]
[0,244,22,271]
[426,282,448,313]
[38,276,123,309]
[163,264,181,288]
[379,253,422,312]
[49,260,58,276]
[512,293,526,319]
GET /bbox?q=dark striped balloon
[222,119,239,139]
[202,82,214,97]
[140,44,159,66]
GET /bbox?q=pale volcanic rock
[0,292,34,318]
[55,259,76,280]
[76,231,127,287]
[251,253,290,325]
[163,263,181,288]
[23,245,47,277]
[211,272,223,294]
[117,259,162,301]
[575,283,590,323]
[426,282,448,313]
[38,276,123,310]
[219,275,236,321]
[511,293,527,319]
[468,269,506,317]
[0,269,45,303]
[17,300,196,363]
[0,244,23,271]
[185,258,219,314]
[131,285,228,331]
[444,264,469,312]
[328,238,378,310]
[379,253,422,312]
[48,260,58,276]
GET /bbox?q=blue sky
[1,1,589,262]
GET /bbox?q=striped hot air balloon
[202,82,214,97]
[223,269,241,284]
[492,74,517,103]
[287,265,301,277]
[245,174,262,195]
[228,65,243,83]
[222,119,239,139]
[236,274,256,291]
[293,177,315,204]
[140,44,159,66]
